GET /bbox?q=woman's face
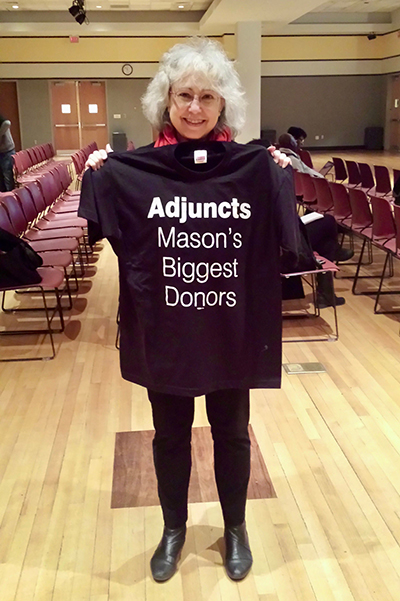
[168,75,225,140]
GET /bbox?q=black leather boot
[224,522,253,580]
[316,272,345,308]
[150,525,186,582]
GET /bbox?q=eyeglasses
[170,89,221,108]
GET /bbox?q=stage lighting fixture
[75,11,86,24]
[68,0,87,25]
[69,5,80,17]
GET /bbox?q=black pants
[147,388,250,529]
[306,213,339,262]
[0,149,15,192]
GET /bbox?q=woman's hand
[85,143,113,171]
[267,146,291,169]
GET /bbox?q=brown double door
[51,80,108,152]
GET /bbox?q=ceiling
[0,1,211,9]
[1,0,400,36]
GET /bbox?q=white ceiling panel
[1,0,399,11]
[1,0,400,36]
[311,0,400,12]
[0,0,212,9]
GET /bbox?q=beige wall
[261,74,386,147]
[261,34,385,61]
[106,79,152,148]
[0,32,393,64]
[0,31,394,149]
[0,36,222,64]
[17,79,52,149]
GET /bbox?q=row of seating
[0,161,90,360]
[295,170,400,314]
[12,143,71,187]
[331,156,398,198]
[71,143,98,186]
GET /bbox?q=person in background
[287,126,307,150]
[278,133,323,178]
[0,114,16,192]
[279,133,355,305]
[252,135,353,308]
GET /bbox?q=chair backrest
[299,149,313,169]
[299,172,317,204]
[13,151,30,175]
[24,180,47,214]
[13,186,39,224]
[393,204,400,254]
[393,168,400,191]
[26,148,38,168]
[0,201,17,235]
[332,157,347,182]
[31,146,43,165]
[71,151,84,175]
[358,162,375,190]
[36,173,58,208]
[46,169,64,197]
[55,163,72,191]
[293,170,303,197]
[21,150,34,171]
[12,153,25,177]
[42,143,52,160]
[370,195,396,241]
[344,160,361,186]
[329,181,352,220]
[374,165,392,195]
[81,144,93,161]
[348,188,372,230]
[313,177,334,212]
[37,145,48,162]
[0,193,28,235]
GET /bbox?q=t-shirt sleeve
[273,165,302,269]
[78,165,120,248]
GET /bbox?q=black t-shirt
[79,141,300,396]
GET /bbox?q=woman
[0,114,16,192]
[80,37,299,583]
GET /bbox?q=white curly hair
[141,37,247,138]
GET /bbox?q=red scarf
[154,124,232,147]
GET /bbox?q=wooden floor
[1,150,400,600]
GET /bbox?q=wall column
[235,21,261,144]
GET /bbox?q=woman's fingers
[267,146,290,169]
[85,148,109,171]
[275,151,291,168]
[106,143,113,153]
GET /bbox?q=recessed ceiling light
[178,4,185,7]
[96,4,102,7]
[12,4,19,7]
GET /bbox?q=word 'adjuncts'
[147,196,251,224]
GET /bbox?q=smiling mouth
[183,118,205,125]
